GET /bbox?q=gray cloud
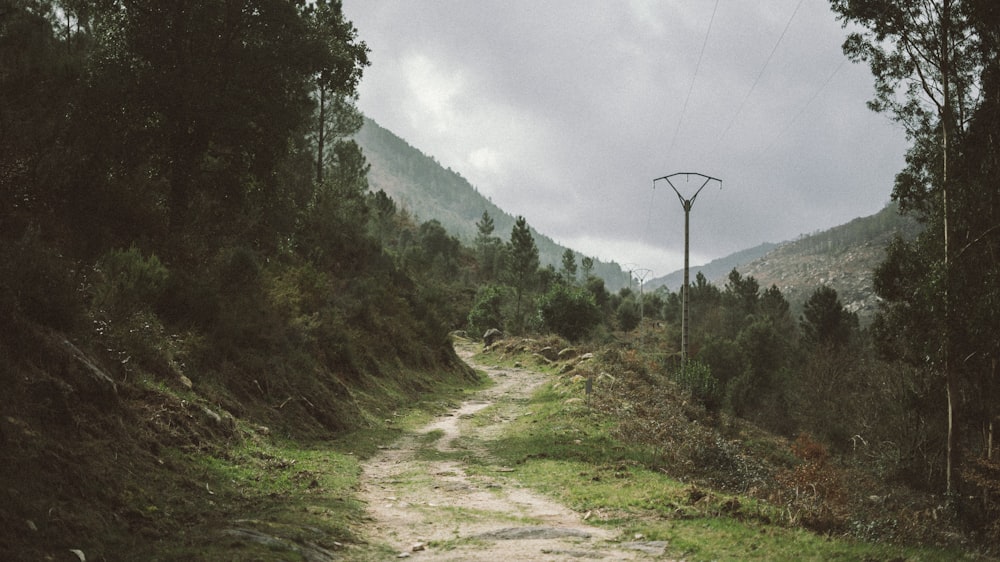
[343,0,908,276]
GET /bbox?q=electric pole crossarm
[653,173,722,209]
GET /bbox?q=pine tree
[506,216,539,333]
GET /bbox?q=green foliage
[800,286,857,349]
[674,360,723,411]
[699,336,744,389]
[537,282,601,342]
[92,246,169,317]
[467,285,506,338]
[505,215,539,332]
[723,268,759,316]
[560,248,578,283]
[616,298,640,332]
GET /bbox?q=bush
[674,360,723,411]
[537,282,602,342]
[92,245,169,317]
[467,284,505,338]
[616,299,640,332]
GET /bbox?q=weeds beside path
[353,341,664,561]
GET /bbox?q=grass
[102,358,493,561]
[464,347,972,562]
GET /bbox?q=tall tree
[560,249,578,284]
[831,0,983,494]
[506,215,539,333]
[82,0,369,249]
[308,0,368,184]
[800,286,857,350]
[475,210,503,282]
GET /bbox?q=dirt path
[355,345,667,561]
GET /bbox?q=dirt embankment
[355,345,670,561]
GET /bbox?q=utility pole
[622,263,637,292]
[633,268,652,323]
[652,173,721,365]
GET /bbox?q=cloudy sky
[342,1,910,277]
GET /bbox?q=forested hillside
[354,117,629,290]
[647,204,920,324]
[735,203,921,322]
[2,0,999,558]
[646,241,778,292]
[0,2,478,558]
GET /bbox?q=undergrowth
[468,337,978,562]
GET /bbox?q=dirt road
[356,345,668,561]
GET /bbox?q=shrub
[467,284,505,338]
[616,299,640,332]
[92,245,169,317]
[674,360,723,411]
[537,282,602,341]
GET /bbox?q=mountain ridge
[354,117,629,290]
[355,117,921,316]
[649,204,921,322]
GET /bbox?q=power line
[713,0,806,150]
[761,58,847,155]
[666,0,721,157]
[649,0,720,249]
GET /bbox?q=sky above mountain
[342,1,909,277]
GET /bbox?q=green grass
[107,358,493,561]
[120,435,364,560]
[464,350,970,562]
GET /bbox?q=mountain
[646,242,779,292]
[354,117,920,311]
[353,117,628,290]
[734,203,920,322]
[648,204,921,323]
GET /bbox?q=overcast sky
[342,0,910,277]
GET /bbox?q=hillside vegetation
[354,117,630,290]
[736,203,922,322]
[0,3,478,558]
[2,1,1000,559]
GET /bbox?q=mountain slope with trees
[354,117,629,291]
[2,0,999,557]
[0,2,477,558]
[646,241,778,292]
[735,203,922,322]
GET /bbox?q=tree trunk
[316,83,326,184]
[941,0,957,497]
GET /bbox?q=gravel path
[355,345,667,561]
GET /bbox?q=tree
[800,286,857,350]
[505,216,539,333]
[467,285,505,338]
[831,0,983,494]
[722,269,761,337]
[537,283,601,342]
[616,298,640,332]
[724,268,760,315]
[81,0,369,249]
[760,285,792,324]
[581,256,595,279]
[560,249,578,284]
[308,0,369,184]
[475,210,503,282]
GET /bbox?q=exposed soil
[356,346,670,561]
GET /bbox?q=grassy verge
[133,370,494,561]
[465,347,971,562]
